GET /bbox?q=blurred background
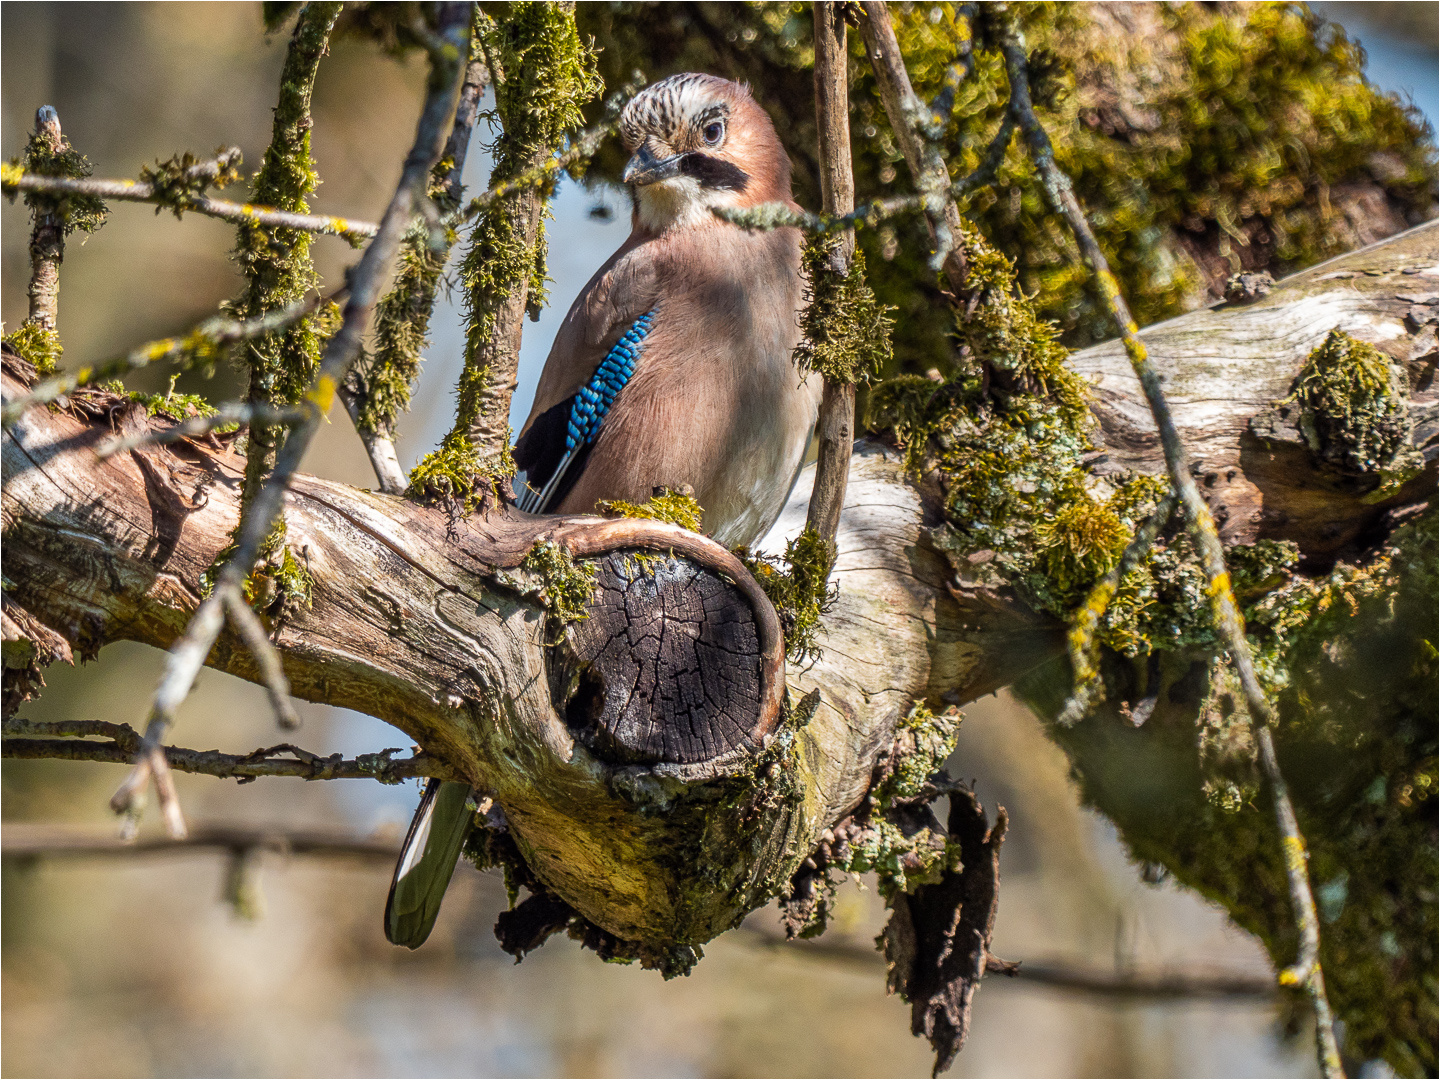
[2,4,1434,1077]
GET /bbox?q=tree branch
[804,2,859,547]
[112,3,475,834]
[993,11,1344,1074]
[24,107,66,332]
[1,162,378,242]
[1,291,334,426]
[2,719,449,782]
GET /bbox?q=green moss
[352,212,450,437]
[873,703,962,811]
[1019,509,1438,1075]
[738,528,838,664]
[199,537,313,617]
[12,127,108,237]
[518,540,597,626]
[138,149,244,218]
[595,489,704,533]
[406,431,516,510]
[1287,329,1421,495]
[102,375,220,423]
[1034,501,1128,599]
[794,234,893,386]
[227,1,342,522]
[2,323,62,376]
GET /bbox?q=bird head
[619,73,793,234]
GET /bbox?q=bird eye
[702,120,724,145]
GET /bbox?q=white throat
[634,177,741,233]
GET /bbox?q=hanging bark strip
[992,9,1344,1075]
[108,3,475,837]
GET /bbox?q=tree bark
[2,225,1434,972]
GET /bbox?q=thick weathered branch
[2,226,1432,976]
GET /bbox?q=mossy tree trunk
[4,223,1434,1067]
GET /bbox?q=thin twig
[858,1,968,283]
[716,118,1013,237]
[219,583,301,730]
[1,821,405,860]
[2,163,378,242]
[1058,494,1178,726]
[1,292,334,427]
[109,3,474,833]
[24,106,66,332]
[3,730,449,783]
[340,12,493,494]
[804,1,859,546]
[741,928,1278,1000]
[454,118,615,224]
[993,11,1343,1075]
[95,400,304,457]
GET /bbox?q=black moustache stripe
[679,153,750,193]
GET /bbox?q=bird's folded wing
[514,234,658,509]
[384,778,475,949]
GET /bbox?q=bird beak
[623,143,684,186]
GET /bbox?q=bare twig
[108,3,474,833]
[1,822,404,860]
[857,1,968,285]
[1,292,334,427]
[1,162,378,242]
[95,400,304,458]
[219,583,301,730]
[993,12,1343,1075]
[3,720,450,783]
[805,2,859,546]
[742,927,1278,1000]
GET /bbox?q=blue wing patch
[518,310,657,513]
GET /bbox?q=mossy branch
[411,0,603,504]
[1,162,379,240]
[341,10,493,494]
[110,2,475,839]
[0,291,335,427]
[994,10,1343,1074]
[5,106,106,378]
[230,0,343,526]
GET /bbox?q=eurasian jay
[387,73,818,948]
